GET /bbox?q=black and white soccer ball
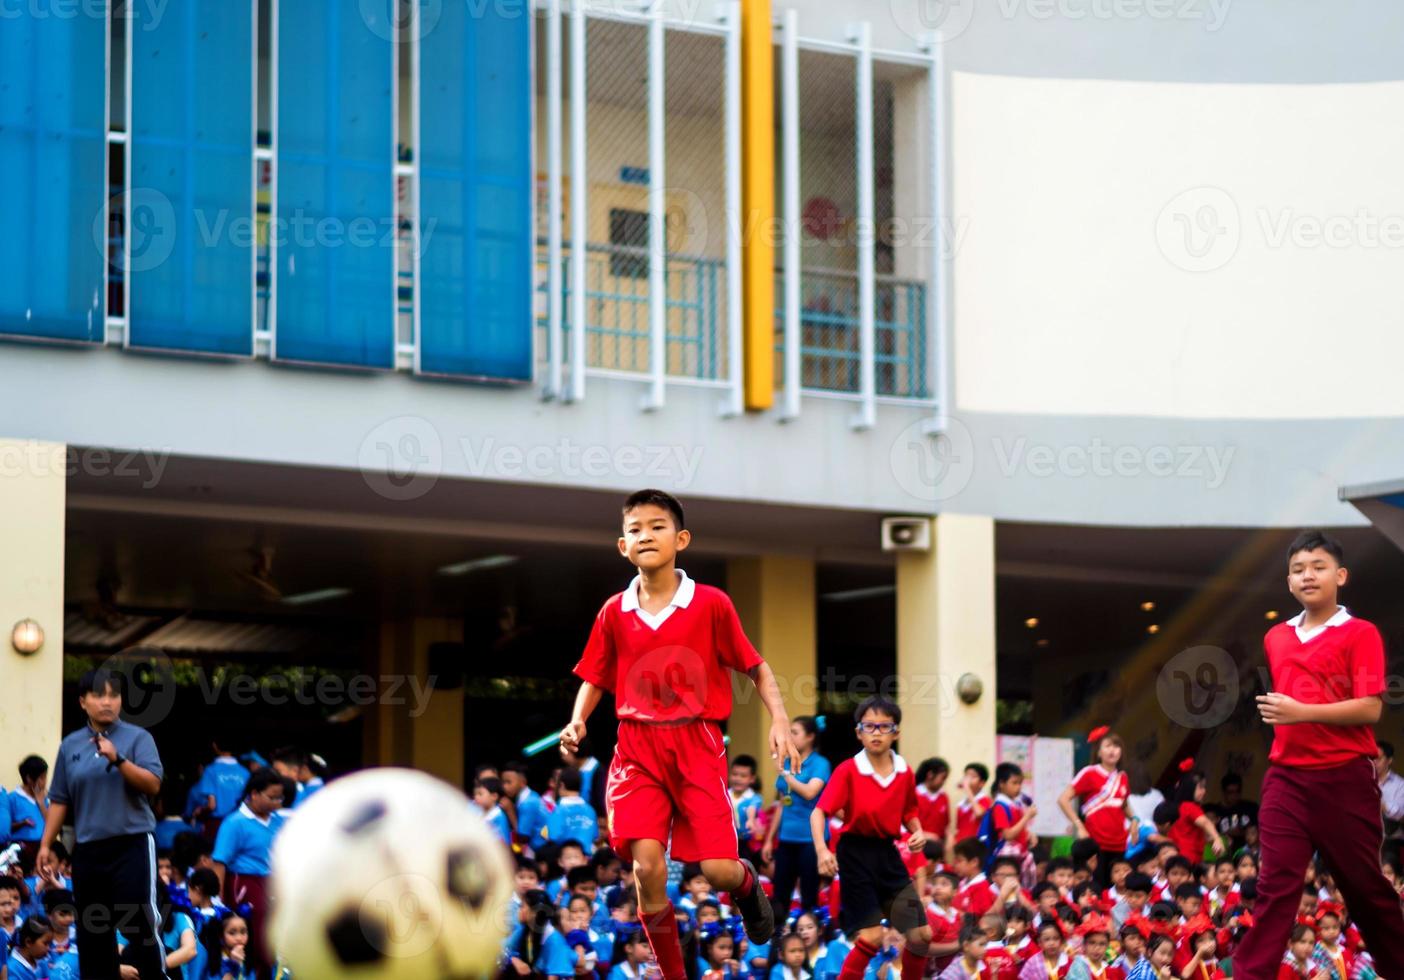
[270,768,514,980]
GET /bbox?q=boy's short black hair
[1031,882,1058,900]
[590,846,620,870]
[188,868,220,896]
[953,837,987,864]
[476,776,504,798]
[566,866,597,889]
[916,757,950,782]
[681,862,706,882]
[42,888,75,914]
[964,763,990,783]
[1303,882,1319,897]
[932,869,961,887]
[1174,882,1202,901]
[1007,905,1033,924]
[994,762,1023,787]
[623,489,685,531]
[1239,878,1258,901]
[1123,873,1153,895]
[1070,882,1095,901]
[731,755,757,773]
[1152,802,1180,826]
[515,854,540,875]
[18,755,48,782]
[1111,855,1133,869]
[1164,855,1192,876]
[1046,857,1073,875]
[1220,773,1243,791]
[607,888,637,911]
[559,840,586,857]
[958,923,986,946]
[502,760,529,776]
[1148,901,1177,921]
[697,896,721,910]
[78,667,124,699]
[1380,741,1396,760]
[0,878,21,896]
[853,695,901,726]
[1070,838,1100,868]
[990,855,1022,875]
[270,745,308,769]
[558,768,583,793]
[1287,529,1344,566]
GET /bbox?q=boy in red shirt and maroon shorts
[812,696,933,980]
[1232,530,1404,979]
[561,489,800,980]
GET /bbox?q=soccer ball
[270,768,514,980]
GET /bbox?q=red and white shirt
[992,794,1030,852]
[955,873,999,918]
[1265,607,1385,768]
[957,793,993,841]
[817,752,918,838]
[1070,765,1130,852]
[918,784,952,839]
[574,570,763,723]
[927,902,962,972]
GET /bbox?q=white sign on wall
[996,735,1076,838]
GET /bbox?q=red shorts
[606,719,738,863]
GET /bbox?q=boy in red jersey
[1231,529,1404,979]
[812,696,931,980]
[561,489,800,980]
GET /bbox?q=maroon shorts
[606,719,738,863]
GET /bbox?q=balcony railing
[534,242,726,382]
[774,269,928,400]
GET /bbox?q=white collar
[854,751,908,788]
[620,569,695,630]
[13,786,37,805]
[238,802,272,827]
[213,756,242,765]
[995,793,1020,808]
[1286,605,1351,641]
[731,787,757,801]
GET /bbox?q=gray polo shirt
[50,719,164,844]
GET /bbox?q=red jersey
[817,753,919,838]
[957,793,992,841]
[1169,802,1207,861]
[992,796,1030,851]
[955,874,999,918]
[1070,766,1130,852]
[1264,610,1385,768]
[573,572,763,722]
[984,944,1017,980]
[917,785,951,838]
[926,903,961,972]
[899,831,928,876]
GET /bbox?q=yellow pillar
[0,439,66,784]
[741,0,776,409]
[896,514,997,769]
[727,556,816,790]
[366,617,465,788]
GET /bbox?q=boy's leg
[72,839,121,980]
[109,834,170,980]
[633,838,688,980]
[1310,759,1404,980]
[1230,768,1315,980]
[838,927,885,980]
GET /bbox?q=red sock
[901,946,928,980]
[733,861,756,899]
[838,938,880,980]
[641,903,687,980]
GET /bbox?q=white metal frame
[249,0,258,356]
[779,7,800,422]
[390,0,401,369]
[266,0,280,359]
[849,20,876,431]
[641,0,666,412]
[119,3,133,343]
[545,0,564,398]
[567,0,588,402]
[409,0,424,373]
[720,0,743,418]
[99,2,115,342]
[923,31,952,431]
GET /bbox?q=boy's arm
[562,682,604,752]
[811,807,837,876]
[1256,693,1382,726]
[746,663,801,773]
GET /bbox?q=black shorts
[835,834,925,935]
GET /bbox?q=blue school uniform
[610,963,651,980]
[775,755,832,844]
[545,796,598,848]
[155,816,199,851]
[163,910,197,978]
[515,787,549,849]
[195,759,251,820]
[212,804,281,875]
[771,965,814,980]
[294,778,324,807]
[46,936,81,980]
[536,925,580,979]
[7,789,45,843]
[483,805,512,846]
[732,788,763,845]
[6,951,45,980]
[748,942,772,974]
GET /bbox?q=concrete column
[0,439,66,784]
[726,556,817,791]
[365,617,465,788]
[895,514,996,770]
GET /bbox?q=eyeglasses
[856,722,897,735]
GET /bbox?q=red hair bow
[1075,914,1113,939]
[1179,913,1216,947]
[1178,757,1196,773]
[1087,726,1111,744]
[1295,914,1318,929]
[1121,915,1152,940]
[1315,901,1345,923]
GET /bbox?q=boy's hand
[905,830,927,853]
[510,956,531,975]
[94,734,119,764]
[817,847,838,877]
[770,719,801,774]
[561,720,587,753]
[1257,693,1307,725]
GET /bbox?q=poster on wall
[996,735,1076,838]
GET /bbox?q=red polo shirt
[817,752,919,838]
[1264,608,1385,769]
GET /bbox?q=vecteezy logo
[1156,645,1239,729]
[891,0,977,42]
[889,415,975,503]
[359,0,441,43]
[358,417,443,502]
[1155,186,1240,272]
[94,188,177,274]
[98,651,177,727]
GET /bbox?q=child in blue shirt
[770,932,813,980]
[473,777,513,846]
[6,914,53,980]
[211,769,285,979]
[0,876,23,949]
[609,929,658,980]
[699,927,750,980]
[197,912,250,980]
[8,756,49,845]
[41,889,80,980]
[545,768,599,849]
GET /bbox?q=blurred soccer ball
[271,768,514,980]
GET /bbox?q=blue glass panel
[0,4,109,342]
[128,0,254,355]
[417,0,532,380]
[276,0,395,368]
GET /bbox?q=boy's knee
[633,855,667,888]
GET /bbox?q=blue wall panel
[417,0,532,380]
[276,0,395,368]
[129,0,255,355]
[0,6,109,342]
